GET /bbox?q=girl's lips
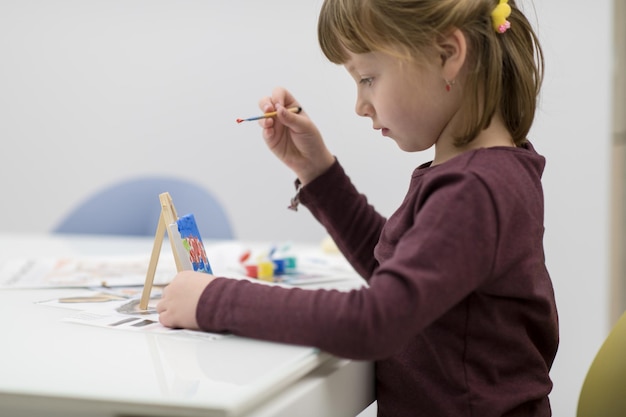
[374,126,390,137]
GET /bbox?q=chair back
[53,176,234,240]
[577,310,626,416]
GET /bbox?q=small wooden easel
[139,192,184,310]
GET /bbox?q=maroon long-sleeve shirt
[198,142,559,416]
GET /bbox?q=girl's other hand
[156,271,214,329]
[259,87,335,185]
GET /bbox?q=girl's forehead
[344,50,390,66]
[345,50,373,63]
[344,49,431,72]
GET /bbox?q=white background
[0,1,613,416]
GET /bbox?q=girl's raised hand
[259,87,335,185]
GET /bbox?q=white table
[0,233,374,417]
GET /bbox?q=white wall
[0,1,613,416]
[531,2,612,416]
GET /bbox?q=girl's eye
[359,77,373,86]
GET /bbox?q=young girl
[157,0,559,415]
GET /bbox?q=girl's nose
[355,98,374,118]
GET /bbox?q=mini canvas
[172,213,212,274]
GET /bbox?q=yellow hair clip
[491,0,512,34]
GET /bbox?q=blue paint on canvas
[176,213,212,274]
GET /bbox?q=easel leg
[140,192,185,311]
[160,192,184,272]
[139,212,167,310]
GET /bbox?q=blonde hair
[318,0,544,146]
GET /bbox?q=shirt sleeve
[297,159,386,279]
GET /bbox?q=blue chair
[53,176,234,240]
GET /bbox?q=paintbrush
[236,106,302,123]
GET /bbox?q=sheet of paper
[0,256,177,289]
[38,289,225,340]
[0,242,360,289]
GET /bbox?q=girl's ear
[438,28,467,81]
